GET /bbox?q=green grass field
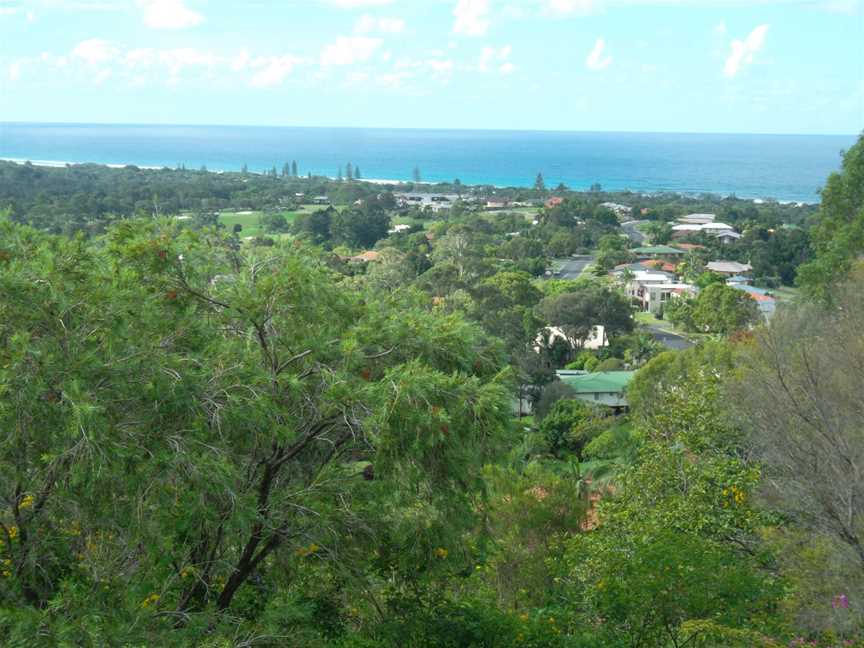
[772,285,800,303]
[217,209,305,238]
[218,211,263,237]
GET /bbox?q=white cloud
[93,67,112,84]
[0,7,18,15]
[136,0,202,30]
[157,47,218,75]
[499,61,515,75]
[819,0,859,13]
[71,38,117,64]
[123,47,156,68]
[453,0,490,36]
[714,19,726,34]
[585,38,612,70]
[478,44,512,72]
[8,61,22,81]
[323,0,393,7]
[27,38,308,89]
[346,70,370,83]
[250,55,300,87]
[354,14,405,33]
[544,0,594,14]
[320,36,382,66]
[376,71,409,87]
[427,58,454,78]
[723,24,768,77]
[231,51,251,71]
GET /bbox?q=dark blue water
[0,122,855,203]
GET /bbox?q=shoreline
[0,157,817,206]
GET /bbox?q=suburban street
[557,254,595,279]
[621,220,647,245]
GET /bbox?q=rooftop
[672,224,703,231]
[631,245,685,255]
[715,230,742,238]
[706,261,753,274]
[557,371,636,394]
[678,213,716,224]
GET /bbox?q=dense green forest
[0,134,862,647]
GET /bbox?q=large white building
[677,213,716,225]
[623,270,696,314]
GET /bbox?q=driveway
[644,324,693,350]
[621,220,647,245]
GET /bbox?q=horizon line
[0,120,859,139]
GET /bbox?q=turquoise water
[0,122,856,203]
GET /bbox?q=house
[635,282,697,314]
[677,213,716,225]
[312,196,330,205]
[534,325,608,353]
[388,224,412,234]
[622,270,681,314]
[485,199,510,210]
[726,274,752,286]
[600,202,632,217]
[395,193,458,211]
[706,261,753,276]
[700,222,734,233]
[612,263,676,281]
[555,370,636,408]
[349,251,381,263]
[715,230,742,244]
[733,285,776,320]
[642,259,679,274]
[672,222,736,238]
[545,197,565,209]
[675,243,706,252]
[630,245,686,259]
[671,224,703,238]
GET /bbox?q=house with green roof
[556,370,635,408]
[630,245,686,258]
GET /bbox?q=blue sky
[1,0,862,134]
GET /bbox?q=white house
[706,261,753,275]
[715,230,742,244]
[700,222,734,233]
[622,270,697,314]
[677,213,716,225]
[671,224,703,237]
[533,325,608,353]
[601,202,633,217]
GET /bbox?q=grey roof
[706,261,752,274]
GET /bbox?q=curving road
[621,220,647,245]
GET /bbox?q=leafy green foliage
[0,219,513,643]
[666,283,760,334]
[797,132,864,299]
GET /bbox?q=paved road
[556,255,594,279]
[621,220,647,245]
[644,325,693,350]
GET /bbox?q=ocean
[0,122,856,203]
